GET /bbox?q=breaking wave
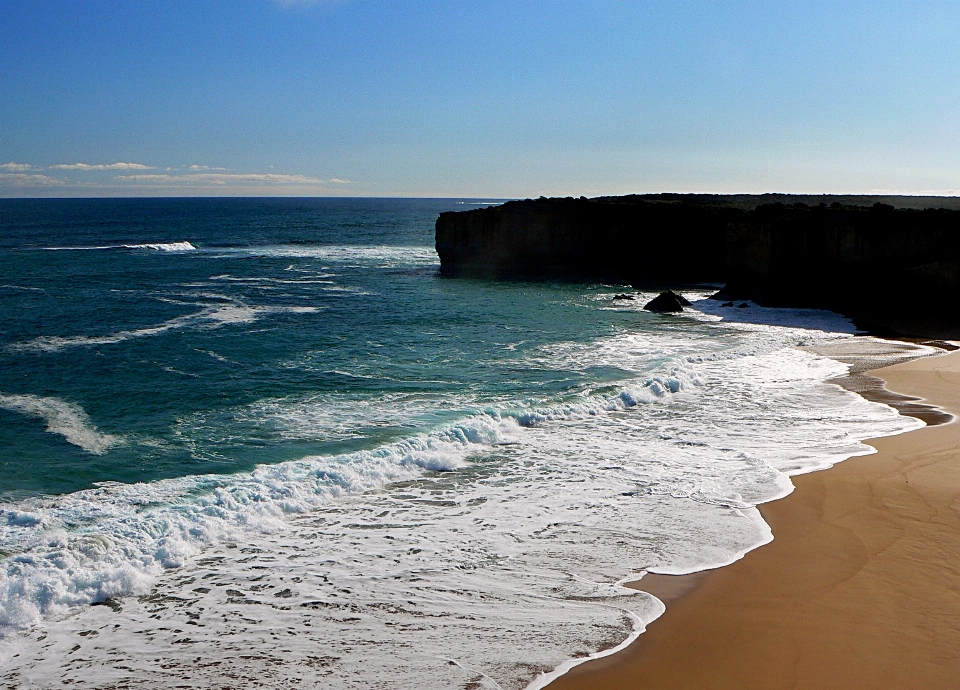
[43,242,197,252]
[0,412,515,628]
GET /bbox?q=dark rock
[673,291,692,306]
[612,293,635,300]
[709,286,733,301]
[644,291,685,313]
[722,301,734,307]
[436,196,735,283]
[921,340,960,351]
[737,302,750,308]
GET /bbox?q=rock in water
[612,293,635,300]
[709,286,733,301]
[674,291,692,306]
[644,290,686,313]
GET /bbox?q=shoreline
[546,344,960,689]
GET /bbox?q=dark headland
[436,194,960,338]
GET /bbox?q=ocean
[0,198,926,688]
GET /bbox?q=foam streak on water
[8,303,318,353]
[0,395,120,455]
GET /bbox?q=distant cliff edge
[435,194,960,338]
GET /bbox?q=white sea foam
[600,289,862,335]
[0,341,918,614]
[183,391,472,447]
[0,284,44,292]
[0,346,712,631]
[688,294,862,333]
[0,413,514,628]
[42,241,196,252]
[524,610,656,690]
[209,274,338,284]
[219,244,439,268]
[8,303,318,353]
[0,324,930,689]
[124,242,196,252]
[0,394,120,454]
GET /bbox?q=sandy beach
[550,347,960,689]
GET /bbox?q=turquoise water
[0,198,731,498]
[2,198,557,495]
[0,199,923,688]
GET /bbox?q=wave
[41,242,196,252]
[8,303,318,353]
[220,244,439,268]
[123,242,196,252]
[0,339,924,646]
[0,394,120,454]
[508,364,704,427]
[0,413,515,629]
[180,356,703,451]
[0,351,718,630]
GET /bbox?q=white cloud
[116,174,177,182]
[50,162,153,171]
[0,173,65,187]
[1,163,354,195]
[116,172,325,185]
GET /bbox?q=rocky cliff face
[436,195,960,337]
[724,202,960,336]
[436,196,739,286]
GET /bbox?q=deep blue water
[0,197,655,499]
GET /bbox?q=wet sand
[550,348,960,689]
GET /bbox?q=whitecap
[42,242,196,252]
[121,242,196,252]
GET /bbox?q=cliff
[435,196,740,285]
[436,195,960,338]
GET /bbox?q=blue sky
[2,0,960,197]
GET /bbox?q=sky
[2,0,960,198]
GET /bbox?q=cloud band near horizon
[0,162,355,195]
